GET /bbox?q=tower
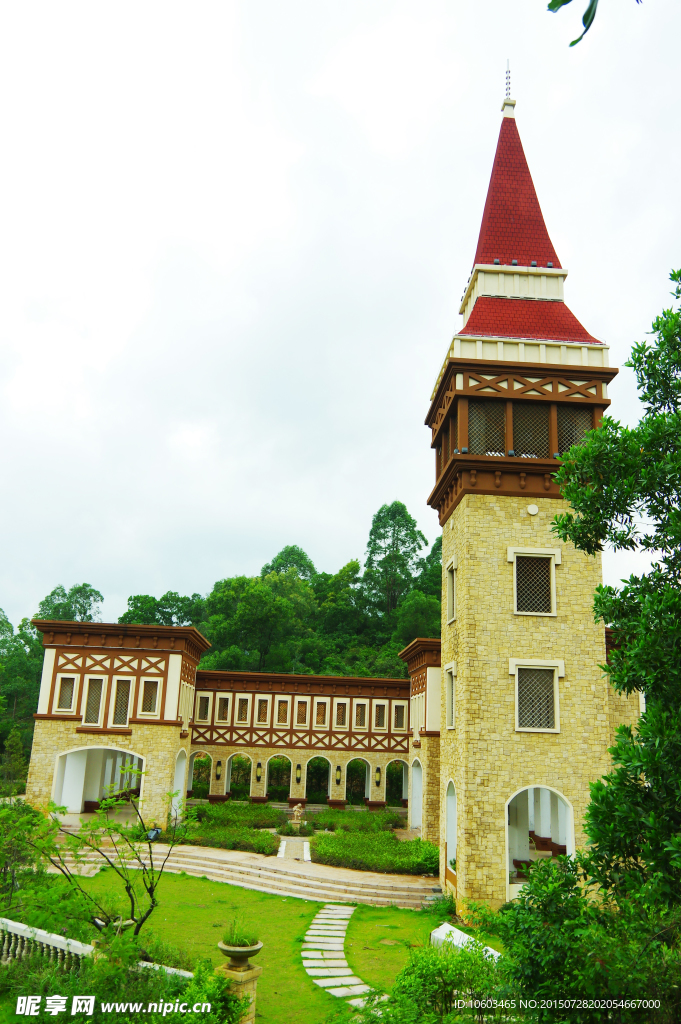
[420,90,638,907]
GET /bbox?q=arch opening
[266,755,291,802]
[445,781,457,882]
[345,757,371,805]
[53,746,144,817]
[410,758,423,829]
[386,759,409,807]
[227,754,252,801]
[507,786,574,895]
[188,752,212,799]
[171,750,187,820]
[305,756,331,805]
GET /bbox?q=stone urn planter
[217,940,263,973]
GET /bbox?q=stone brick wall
[25,720,189,826]
[408,737,440,844]
[436,493,639,909]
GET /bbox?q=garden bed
[311,830,439,874]
[305,807,405,832]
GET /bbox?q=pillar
[288,759,306,808]
[328,762,346,809]
[249,759,267,804]
[216,963,262,1024]
[367,761,386,809]
[550,791,560,846]
[61,750,88,813]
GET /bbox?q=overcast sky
[0,1,678,625]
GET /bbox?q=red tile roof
[474,117,561,269]
[459,296,601,344]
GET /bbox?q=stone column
[288,759,306,808]
[217,963,262,1024]
[367,760,387,809]
[249,758,267,804]
[328,761,346,809]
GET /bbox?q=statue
[291,803,304,825]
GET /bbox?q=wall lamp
[296,764,302,784]
[375,766,381,788]
[335,765,341,786]
[216,760,222,780]
[256,762,262,783]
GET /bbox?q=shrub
[311,831,439,875]
[307,808,405,832]
[173,824,278,856]
[194,801,286,829]
[277,821,314,836]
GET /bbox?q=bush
[307,807,405,832]
[171,824,279,856]
[354,941,508,1023]
[277,821,314,836]
[311,831,439,875]
[194,801,286,829]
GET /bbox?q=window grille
[517,668,555,729]
[257,699,268,724]
[516,556,552,613]
[83,679,102,723]
[557,405,592,455]
[355,703,366,727]
[316,702,327,726]
[375,704,386,728]
[237,698,249,723]
[57,678,75,710]
[513,402,550,458]
[197,695,209,721]
[296,701,308,725]
[217,697,230,721]
[468,400,505,456]
[445,670,455,728]
[446,562,456,621]
[142,680,158,714]
[277,700,288,724]
[336,702,346,726]
[113,680,131,725]
[394,705,405,729]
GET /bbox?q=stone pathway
[301,903,376,1008]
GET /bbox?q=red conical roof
[474,116,561,269]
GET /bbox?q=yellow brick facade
[436,493,638,909]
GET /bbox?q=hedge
[311,830,439,874]
[306,808,405,832]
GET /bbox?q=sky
[0,0,678,625]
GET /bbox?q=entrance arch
[188,751,212,799]
[266,755,292,802]
[386,759,409,807]
[505,785,575,900]
[305,756,331,805]
[410,758,423,829]
[53,746,145,815]
[445,781,457,885]
[171,750,187,820]
[345,757,371,805]
[227,753,252,800]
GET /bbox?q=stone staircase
[50,843,436,909]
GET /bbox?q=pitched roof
[473,116,561,269]
[459,296,600,345]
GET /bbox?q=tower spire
[502,59,516,118]
[505,59,511,99]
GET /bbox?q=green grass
[311,831,440,874]
[344,903,448,992]
[76,870,334,1024]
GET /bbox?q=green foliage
[355,941,508,1023]
[311,831,439,875]
[0,613,45,760]
[548,0,642,47]
[194,801,287,829]
[394,590,441,645]
[36,583,104,622]
[172,823,279,855]
[306,807,405,832]
[552,270,681,904]
[277,820,314,836]
[190,755,211,799]
[261,544,317,579]
[1,726,27,795]
[222,916,259,947]
[119,591,205,627]
[363,501,428,615]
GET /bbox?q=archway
[410,759,423,829]
[171,750,187,820]
[305,756,331,805]
[345,758,371,805]
[188,752,211,799]
[227,753,252,800]
[386,759,409,807]
[506,786,574,898]
[266,755,291,802]
[53,747,144,815]
[445,781,457,885]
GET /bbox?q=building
[401,89,639,908]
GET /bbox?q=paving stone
[302,960,348,968]
[313,976,364,988]
[326,985,371,997]
[302,944,344,951]
[305,968,354,977]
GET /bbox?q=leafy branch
[548,0,643,47]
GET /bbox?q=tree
[363,501,428,615]
[36,583,103,622]
[119,591,205,627]
[261,544,317,580]
[548,0,643,47]
[0,614,44,760]
[552,269,681,904]
[394,590,441,646]
[1,728,27,794]
[413,536,442,599]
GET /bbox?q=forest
[0,501,441,771]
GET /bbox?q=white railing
[0,918,193,978]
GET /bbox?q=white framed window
[314,698,329,729]
[354,701,368,730]
[509,658,564,734]
[295,699,309,727]
[446,553,457,623]
[334,700,348,730]
[82,677,104,725]
[507,547,561,617]
[276,698,290,726]
[393,701,407,731]
[110,677,132,727]
[235,694,251,725]
[139,678,161,717]
[216,696,230,722]
[255,697,270,725]
[444,661,457,729]
[195,692,212,723]
[54,674,79,714]
[373,702,387,731]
